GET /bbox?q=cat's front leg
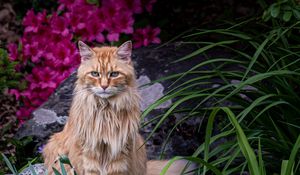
[107,158,130,175]
[82,155,106,175]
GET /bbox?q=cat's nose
[101,85,108,90]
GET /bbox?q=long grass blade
[203,108,220,175]
[173,40,239,63]
[242,33,274,80]
[221,107,260,175]
[28,163,37,175]
[1,153,18,175]
[284,135,300,175]
[160,156,222,175]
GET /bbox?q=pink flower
[9,89,20,99]
[23,10,47,33]
[50,13,70,37]
[133,26,161,48]
[58,0,76,9]
[7,43,18,61]
[23,42,44,63]
[121,0,143,14]
[83,16,105,42]
[107,33,120,42]
[16,107,34,121]
[8,0,159,122]
[102,0,121,17]
[116,12,134,34]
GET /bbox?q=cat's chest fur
[70,95,139,159]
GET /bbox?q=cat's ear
[78,41,95,62]
[116,41,132,63]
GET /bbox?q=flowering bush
[8,0,160,122]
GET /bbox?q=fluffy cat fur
[43,41,194,175]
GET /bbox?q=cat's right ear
[78,41,95,62]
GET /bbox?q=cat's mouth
[94,91,114,98]
[90,87,120,98]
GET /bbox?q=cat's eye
[91,71,100,77]
[110,71,119,78]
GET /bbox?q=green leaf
[144,93,213,143]
[185,29,251,40]
[192,130,235,157]
[258,139,266,175]
[52,168,62,175]
[221,107,260,175]
[1,153,18,175]
[242,33,274,80]
[236,94,276,123]
[203,108,220,175]
[283,11,293,22]
[86,0,99,5]
[293,9,300,19]
[160,156,222,175]
[284,135,300,175]
[221,70,300,104]
[281,160,289,175]
[262,10,271,21]
[19,157,38,172]
[29,163,37,175]
[271,4,280,18]
[59,161,67,175]
[59,155,72,166]
[173,40,239,63]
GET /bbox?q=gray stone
[138,75,172,111]
[33,109,59,125]
[19,164,46,175]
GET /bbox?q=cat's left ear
[116,41,132,63]
[78,41,95,62]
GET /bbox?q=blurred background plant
[0,48,37,173]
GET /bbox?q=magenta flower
[107,33,120,42]
[16,107,34,121]
[133,26,161,48]
[8,0,159,122]
[116,12,134,34]
[23,10,47,33]
[9,89,21,100]
[50,13,70,37]
[7,43,18,61]
[121,0,143,14]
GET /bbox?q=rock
[137,75,172,111]
[16,43,205,168]
[19,164,46,175]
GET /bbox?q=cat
[43,41,194,175]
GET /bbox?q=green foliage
[52,155,77,175]
[0,48,24,93]
[262,0,300,23]
[1,154,77,175]
[143,5,300,174]
[1,153,18,175]
[160,108,300,175]
[0,136,41,174]
[86,0,100,6]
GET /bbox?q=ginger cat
[43,41,194,175]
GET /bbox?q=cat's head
[76,41,135,99]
